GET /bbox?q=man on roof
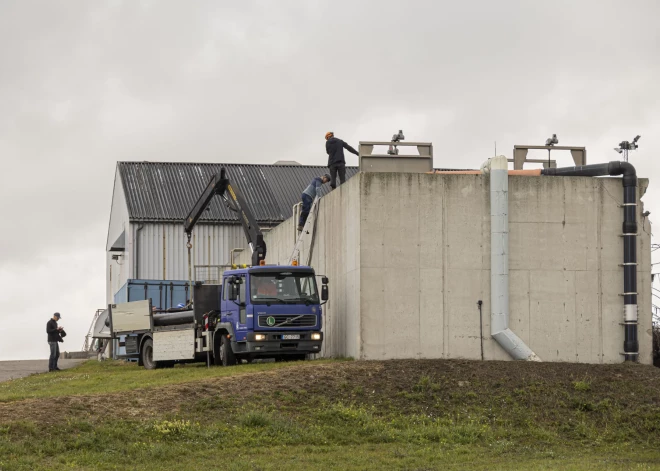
[298,173,331,232]
[325,131,358,190]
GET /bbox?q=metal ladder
[288,195,320,266]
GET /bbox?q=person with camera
[46,312,66,372]
[325,131,358,189]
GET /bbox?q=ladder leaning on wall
[288,195,321,266]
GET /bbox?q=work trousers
[299,194,313,228]
[329,164,346,189]
[48,341,60,371]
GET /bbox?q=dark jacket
[47,319,61,343]
[326,137,358,167]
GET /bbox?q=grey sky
[1,0,659,360]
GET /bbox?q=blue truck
[109,266,327,367]
[108,167,328,368]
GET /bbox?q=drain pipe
[542,161,638,362]
[134,223,144,279]
[486,156,541,361]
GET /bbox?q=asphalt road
[0,359,84,383]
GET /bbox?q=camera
[388,130,405,155]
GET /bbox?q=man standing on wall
[325,131,358,190]
[46,312,65,372]
[298,174,330,232]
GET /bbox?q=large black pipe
[542,161,638,362]
[105,310,195,328]
[153,310,195,326]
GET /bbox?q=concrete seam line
[487,155,541,362]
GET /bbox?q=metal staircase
[82,309,105,351]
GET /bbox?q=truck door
[222,274,248,341]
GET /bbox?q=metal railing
[510,145,586,170]
[195,265,232,284]
[358,141,433,173]
[82,309,105,352]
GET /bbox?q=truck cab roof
[223,265,315,276]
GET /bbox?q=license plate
[282,334,300,340]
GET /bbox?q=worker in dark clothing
[46,312,65,372]
[298,174,330,231]
[325,131,358,189]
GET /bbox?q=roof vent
[273,160,301,166]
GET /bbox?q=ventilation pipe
[485,156,541,361]
[542,161,638,362]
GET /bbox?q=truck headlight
[311,333,321,341]
[255,334,267,341]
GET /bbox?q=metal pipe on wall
[542,161,639,362]
[487,155,541,361]
[435,159,640,363]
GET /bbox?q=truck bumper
[239,331,323,356]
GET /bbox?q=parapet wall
[240,172,652,364]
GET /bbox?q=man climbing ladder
[298,173,330,232]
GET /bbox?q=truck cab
[215,265,327,364]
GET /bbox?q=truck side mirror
[322,276,329,285]
[321,284,329,301]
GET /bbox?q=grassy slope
[1,359,660,470]
[0,359,343,402]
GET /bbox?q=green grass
[1,359,660,470]
[2,404,659,470]
[0,359,343,402]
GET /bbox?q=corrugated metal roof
[117,162,359,224]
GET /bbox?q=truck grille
[258,315,317,328]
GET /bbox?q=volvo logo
[266,316,276,326]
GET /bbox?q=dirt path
[0,359,84,383]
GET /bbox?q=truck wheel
[141,338,159,370]
[213,333,223,366]
[220,335,237,367]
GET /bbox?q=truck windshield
[250,272,319,305]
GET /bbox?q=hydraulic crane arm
[184,168,266,266]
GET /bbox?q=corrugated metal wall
[133,222,248,281]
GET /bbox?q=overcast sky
[1,0,659,360]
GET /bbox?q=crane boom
[184,168,266,266]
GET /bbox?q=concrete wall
[238,176,363,358]
[240,172,652,364]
